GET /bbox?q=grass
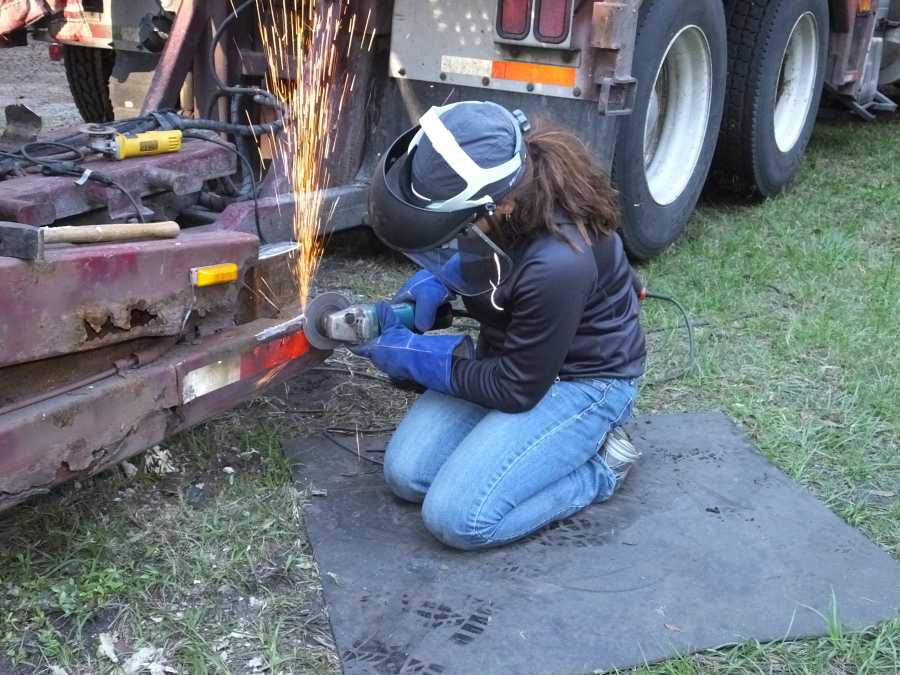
[638,115,900,561]
[1,113,898,674]
[0,413,339,674]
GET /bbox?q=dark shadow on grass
[323,225,406,265]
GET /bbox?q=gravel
[0,41,83,133]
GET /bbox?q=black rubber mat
[285,412,900,675]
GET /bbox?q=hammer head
[0,221,43,260]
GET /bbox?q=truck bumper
[0,313,327,512]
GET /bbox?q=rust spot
[83,306,159,341]
[51,409,76,428]
[55,461,77,481]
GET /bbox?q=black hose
[20,141,85,165]
[104,177,146,224]
[643,291,697,386]
[151,110,282,137]
[182,132,265,244]
[208,0,256,94]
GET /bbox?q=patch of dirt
[0,42,83,132]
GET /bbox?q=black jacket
[451,223,646,413]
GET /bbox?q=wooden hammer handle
[42,221,180,244]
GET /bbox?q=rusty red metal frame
[140,0,204,114]
[0,230,258,368]
[826,0,879,97]
[0,314,327,511]
[0,0,398,513]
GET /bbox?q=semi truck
[0,0,897,511]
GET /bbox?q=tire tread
[715,0,777,193]
[63,46,114,124]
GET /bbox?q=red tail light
[497,0,532,39]
[535,0,571,43]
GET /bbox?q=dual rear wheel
[616,0,829,259]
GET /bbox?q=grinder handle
[431,303,455,331]
[387,302,454,334]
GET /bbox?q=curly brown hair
[490,121,620,251]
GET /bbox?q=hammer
[0,221,180,260]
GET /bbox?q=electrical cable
[307,366,392,384]
[208,0,256,94]
[643,291,697,386]
[326,425,397,435]
[199,0,284,204]
[322,429,388,466]
[20,140,85,165]
[103,177,146,224]
[17,141,145,223]
[153,110,283,137]
[182,132,265,243]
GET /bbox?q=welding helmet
[370,101,530,296]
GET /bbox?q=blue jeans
[383,378,637,550]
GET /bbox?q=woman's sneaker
[600,426,641,489]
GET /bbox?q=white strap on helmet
[409,103,524,213]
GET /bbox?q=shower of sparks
[255,0,373,309]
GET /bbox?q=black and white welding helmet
[370,101,530,296]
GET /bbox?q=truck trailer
[0,0,897,510]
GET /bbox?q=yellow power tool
[84,125,182,160]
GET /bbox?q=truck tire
[62,46,115,123]
[613,0,727,260]
[714,0,829,196]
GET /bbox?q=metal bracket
[597,76,637,116]
[591,1,640,116]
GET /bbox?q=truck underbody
[0,0,898,511]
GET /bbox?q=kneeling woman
[355,101,646,550]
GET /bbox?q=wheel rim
[643,25,713,207]
[774,12,819,153]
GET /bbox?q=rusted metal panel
[211,185,370,243]
[237,242,301,323]
[591,1,639,69]
[0,315,327,513]
[827,5,878,94]
[0,230,259,367]
[140,0,204,114]
[0,356,177,510]
[591,0,639,115]
[829,0,856,34]
[0,337,162,409]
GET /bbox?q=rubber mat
[285,412,900,675]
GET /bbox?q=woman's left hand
[392,270,453,332]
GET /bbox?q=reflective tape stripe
[182,357,241,403]
[491,60,577,87]
[180,330,310,404]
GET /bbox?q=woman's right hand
[392,270,452,332]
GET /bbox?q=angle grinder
[303,291,454,350]
[84,124,183,160]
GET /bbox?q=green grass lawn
[1,114,898,674]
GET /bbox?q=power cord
[12,141,146,223]
[643,291,696,386]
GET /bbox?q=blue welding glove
[351,302,474,395]
[392,270,453,332]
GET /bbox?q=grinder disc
[304,291,351,350]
